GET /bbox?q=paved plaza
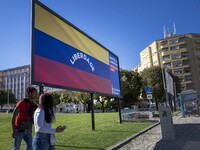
[115,115,200,150]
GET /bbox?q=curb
[107,122,160,150]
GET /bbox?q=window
[185,76,192,81]
[173,69,183,75]
[163,56,170,61]
[153,61,158,65]
[184,68,191,73]
[183,61,189,66]
[180,45,186,49]
[164,63,171,68]
[172,61,182,67]
[187,84,194,90]
[161,41,168,46]
[169,39,179,44]
[153,52,157,56]
[170,46,180,50]
[182,53,188,58]
[161,48,168,52]
[172,54,181,60]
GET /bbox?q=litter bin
[159,106,175,140]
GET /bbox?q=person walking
[12,87,38,150]
[32,93,66,150]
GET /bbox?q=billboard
[165,70,174,96]
[31,2,122,97]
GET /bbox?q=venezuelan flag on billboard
[31,1,121,97]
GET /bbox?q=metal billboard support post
[118,98,122,124]
[90,93,95,131]
[39,85,44,95]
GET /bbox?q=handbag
[50,134,56,145]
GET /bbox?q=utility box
[159,106,175,140]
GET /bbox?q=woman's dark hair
[40,93,55,123]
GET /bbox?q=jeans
[32,132,55,150]
[12,129,32,150]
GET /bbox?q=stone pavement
[114,115,200,150]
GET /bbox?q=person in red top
[12,87,38,150]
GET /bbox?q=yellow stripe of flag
[35,4,109,65]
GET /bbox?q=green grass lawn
[0,112,155,150]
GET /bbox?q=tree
[49,91,61,107]
[141,66,181,111]
[140,66,166,110]
[120,69,142,107]
[94,94,112,112]
[60,90,74,103]
[0,89,16,109]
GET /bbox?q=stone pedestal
[159,106,175,140]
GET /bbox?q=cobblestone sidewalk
[117,115,200,150]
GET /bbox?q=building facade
[133,33,200,93]
[2,65,30,100]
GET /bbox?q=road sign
[147,93,152,99]
[145,87,152,93]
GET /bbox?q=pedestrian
[32,93,66,150]
[12,87,38,150]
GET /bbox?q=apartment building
[134,33,200,92]
[2,65,30,100]
[133,41,160,72]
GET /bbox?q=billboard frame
[31,0,122,98]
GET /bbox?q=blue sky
[0,0,200,70]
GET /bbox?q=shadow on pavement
[154,123,200,150]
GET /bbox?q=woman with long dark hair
[32,93,66,150]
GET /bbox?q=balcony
[179,48,187,53]
[160,40,167,44]
[160,45,169,49]
[184,80,193,84]
[182,64,190,68]
[163,59,171,64]
[180,57,190,61]
[161,51,171,56]
[172,66,183,70]
[183,72,192,76]
[178,40,187,45]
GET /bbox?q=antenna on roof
[163,23,177,38]
[163,26,167,39]
[173,22,176,36]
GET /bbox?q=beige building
[2,65,30,100]
[134,33,200,92]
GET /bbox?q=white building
[2,65,30,100]
[56,102,84,113]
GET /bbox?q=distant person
[32,93,66,150]
[12,87,38,150]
